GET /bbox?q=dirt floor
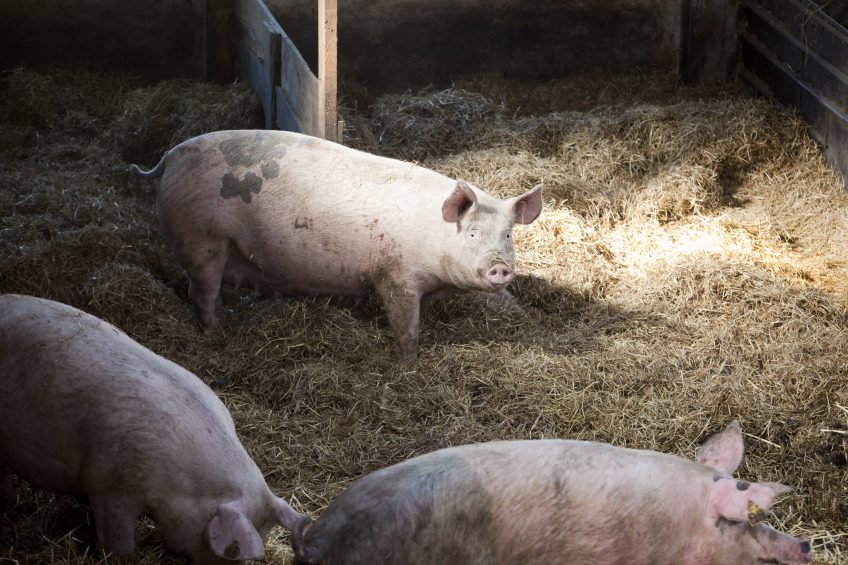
[1,67,847,564]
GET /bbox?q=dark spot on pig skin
[261,160,280,179]
[221,173,262,203]
[736,480,750,491]
[295,217,311,230]
[800,541,811,554]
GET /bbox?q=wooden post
[318,0,338,142]
[679,0,739,83]
[205,0,234,82]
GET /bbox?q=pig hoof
[196,316,222,333]
[398,351,417,366]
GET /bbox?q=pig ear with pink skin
[709,479,793,523]
[206,501,265,560]
[442,180,478,223]
[507,183,543,225]
[696,420,744,473]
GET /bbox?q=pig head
[440,179,542,291]
[130,130,543,363]
[687,421,811,565]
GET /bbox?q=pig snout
[746,523,814,564]
[482,263,514,288]
[799,540,813,562]
[777,536,813,564]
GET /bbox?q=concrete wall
[0,0,211,78]
[266,0,684,91]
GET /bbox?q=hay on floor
[1,67,847,564]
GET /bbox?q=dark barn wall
[739,0,848,184]
[265,0,683,91]
[0,0,210,78]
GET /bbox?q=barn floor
[1,67,847,564]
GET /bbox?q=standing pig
[292,422,812,565]
[129,130,542,362]
[0,294,306,563]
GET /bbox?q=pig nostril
[486,265,513,285]
[800,541,811,554]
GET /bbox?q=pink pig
[130,130,542,362]
[292,422,812,565]
[0,294,306,563]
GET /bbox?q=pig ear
[709,479,793,523]
[508,183,543,225]
[206,501,265,560]
[696,421,744,473]
[442,180,478,223]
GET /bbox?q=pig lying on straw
[292,422,811,565]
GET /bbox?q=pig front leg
[374,279,422,364]
[90,494,143,556]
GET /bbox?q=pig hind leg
[89,494,142,555]
[183,241,230,330]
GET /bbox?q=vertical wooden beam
[680,0,739,83]
[205,0,234,81]
[318,0,338,142]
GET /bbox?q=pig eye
[468,226,480,239]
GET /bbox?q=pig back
[0,294,250,496]
[463,440,710,562]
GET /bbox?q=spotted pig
[130,130,542,362]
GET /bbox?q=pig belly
[0,420,86,495]
[4,450,84,495]
[222,248,369,297]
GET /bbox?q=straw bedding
[0,67,846,563]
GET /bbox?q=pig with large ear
[130,130,542,362]
[291,422,812,565]
[0,294,306,564]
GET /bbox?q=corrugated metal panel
[740,0,848,183]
